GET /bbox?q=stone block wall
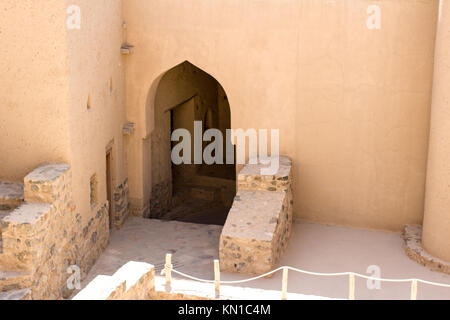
[113,178,130,229]
[129,198,150,219]
[219,156,293,275]
[77,203,110,284]
[149,179,172,218]
[237,156,292,194]
[0,164,111,299]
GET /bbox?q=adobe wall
[423,0,450,262]
[124,0,438,231]
[65,0,129,231]
[0,1,130,298]
[0,1,71,180]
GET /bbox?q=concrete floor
[80,217,450,300]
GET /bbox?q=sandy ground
[79,217,450,300]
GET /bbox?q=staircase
[0,181,32,300]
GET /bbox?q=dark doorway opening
[151,61,236,225]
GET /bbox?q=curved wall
[423,0,450,261]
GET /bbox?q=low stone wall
[113,178,130,229]
[0,164,111,299]
[149,179,172,218]
[403,224,450,275]
[73,261,210,300]
[219,156,293,275]
[77,203,110,285]
[73,260,332,300]
[73,261,155,300]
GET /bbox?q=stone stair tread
[0,270,33,292]
[0,182,24,211]
[222,189,285,241]
[0,182,24,201]
[239,155,292,177]
[24,163,70,183]
[0,288,31,300]
[2,202,51,225]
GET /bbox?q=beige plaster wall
[124,0,438,231]
[423,0,450,261]
[0,1,70,181]
[65,0,127,228]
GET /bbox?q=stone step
[0,182,24,211]
[0,288,31,300]
[189,186,219,201]
[0,270,33,292]
[238,156,292,193]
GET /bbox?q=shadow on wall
[149,61,236,225]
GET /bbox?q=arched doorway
[149,61,236,225]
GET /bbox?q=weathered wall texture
[0,1,70,180]
[423,0,450,262]
[123,0,438,231]
[1,1,130,299]
[65,0,128,238]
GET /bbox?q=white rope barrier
[281,267,288,300]
[160,253,450,300]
